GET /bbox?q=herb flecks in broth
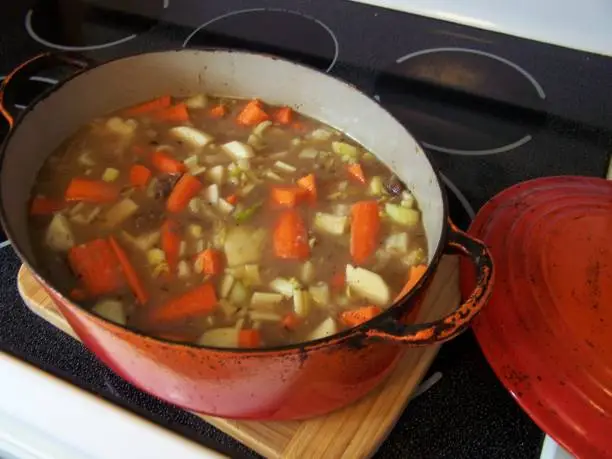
[28,95,428,349]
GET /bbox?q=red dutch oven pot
[0,50,494,420]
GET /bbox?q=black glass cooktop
[1,0,611,457]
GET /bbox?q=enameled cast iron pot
[0,50,494,420]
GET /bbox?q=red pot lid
[460,176,612,459]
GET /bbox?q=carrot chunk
[225,194,238,205]
[273,209,310,260]
[108,236,149,305]
[65,178,120,203]
[149,103,190,123]
[209,104,227,118]
[161,220,181,274]
[236,99,269,126]
[296,173,317,203]
[273,106,293,125]
[347,163,366,184]
[340,305,382,327]
[395,264,428,300]
[270,186,306,208]
[167,174,202,213]
[239,329,262,348]
[350,201,380,265]
[129,164,152,188]
[195,248,224,276]
[30,196,65,215]
[122,96,171,117]
[281,313,301,331]
[151,150,187,174]
[68,239,125,296]
[146,283,218,324]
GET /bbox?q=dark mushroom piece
[384,175,406,196]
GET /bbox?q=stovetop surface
[1,0,611,457]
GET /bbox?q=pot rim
[0,47,450,354]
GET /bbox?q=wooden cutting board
[18,255,460,459]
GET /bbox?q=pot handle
[366,220,494,346]
[0,52,93,129]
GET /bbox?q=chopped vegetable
[340,305,382,327]
[109,236,149,305]
[282,313,301,330]
[347,163,366,184]
[123,96,171,117]
[228,280,250,306]
[253,120,272,137]
[273,209,310,260]
[45,214,75,251]
[249,311,282,322]
[169,126,214,148]
[177,260,192,279]
[161,219,181,273]
[151,149,187,174]
[395,264,427,300]
[30,196,65,216]
[296,173,317,203]
[103,198,139,228]
[225,194,238,205]
[247,134,266,151]
[217,198,235,215]
[185,94,207,109]
[251,292,284,307]
[149,103,190,123]
[68,239,125,296]
[346,264,390,306]
[92,299,126,325]
[129,164,152,188]
[198,327,237,347]
[238,329,261,348]
[78,151,96,167]
[403,247,427,267]
[167,174,203,213]
[105,117,137,136]
[65,178,120,203]
[236,99,269,126]
[308,128,334,141]
[309,282,330,306]
[270,186,306,208]
[224,226,267,266]
[330,271,345,291]
[400,190,415,208]
[270,277,300,297]
[219,274,235,298]
[314,212,348,235]
[243,264,262,286]
[332,141,359,159]
[274,160,297,173]
[233,202,262,224]
[385,203,420,227]
[146,282,217,324]
[350,201,380,264]
[208,104,227,118]
[384,232,409,254]
[307,317,337,341]
[293,289,310,317]
[273,106,293,125]
[300,260,315,284]
[298,148,318,160]
[368,176,384,196]
[222,141,255,160]
[102,168,120,183]
[195,248,224,276]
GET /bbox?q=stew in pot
[27,95,429,348]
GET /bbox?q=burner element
[375,48,547,155]
[183,8,339,73]
[439,173,474,231]
[25,0,168,51]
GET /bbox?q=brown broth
[28,95,428,348]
